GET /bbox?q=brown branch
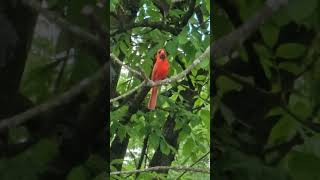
[110,166,210,175]
[109,46,209,102]
[0,63,108,131]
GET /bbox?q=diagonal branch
[110,53,144,80]
[0,63,108,131]
[109,46,210,103]
[110,81,145,103]
[147,46,210,87]
[212,0,288,60]
[111,0,290,103]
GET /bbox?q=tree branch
[176,151,210,179]
[110,166,210,175]
[111,0,290,103]
[0,63,108,131]
[110,81,145,103]
[109,46,209,103]
[212,0,288,60]
[110,53,145,80]
[147,46,210,87]
[113,20,179,36]
[111,0,197,36]
[22,0,101,47]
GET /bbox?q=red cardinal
[148,48,169,110]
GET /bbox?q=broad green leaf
[260,23,279,48]
[216,76,243,96]
[117,124,127,142]
[278,62,302,75]
[183,138,195,156]
[267,115,300,145]
[149,133,160,149]
[160,139,170,155]
[276,43,306,59]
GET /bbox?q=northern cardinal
[148,48,169,110]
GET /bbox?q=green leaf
[278,62,302,75]
[85,154,106,174]
[260,23,279,48]
[265,106,283,117]
[93,172,107,180]
[117,124,127,142]
[288,151,320,180]
[286,0,318,23]
[110,0,119,12]
[166,39,178,58]
[200,109,210,129]
[276,43,306,59]
[267,115,300,145]
[216,76,243,96]
[67,166,88,180]
[69,49,99,86]
[0,139,58,180]
[253,43,272,58]
[199,57,209,69]
[260,57,273,79]
[160,139,170,155]
[183,138,195,156]
[178,28,189,45]
[149,133,160,149]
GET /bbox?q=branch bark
[0,63,108,131]
[110,166,210,175]
[109,46,210,102]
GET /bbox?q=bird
[148,48,169,110]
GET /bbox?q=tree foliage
[110,0,210,179]
[0,1,107,179]
[213,0,320,179]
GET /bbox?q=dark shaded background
[212,0,320,179]
[0,1,107,179]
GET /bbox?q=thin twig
[280,105,320,133]
[110,81,145,103]
[176,151,210,179]
[110,53,144,80]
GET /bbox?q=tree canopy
[213,0,320,179]
[110,0,210,179]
